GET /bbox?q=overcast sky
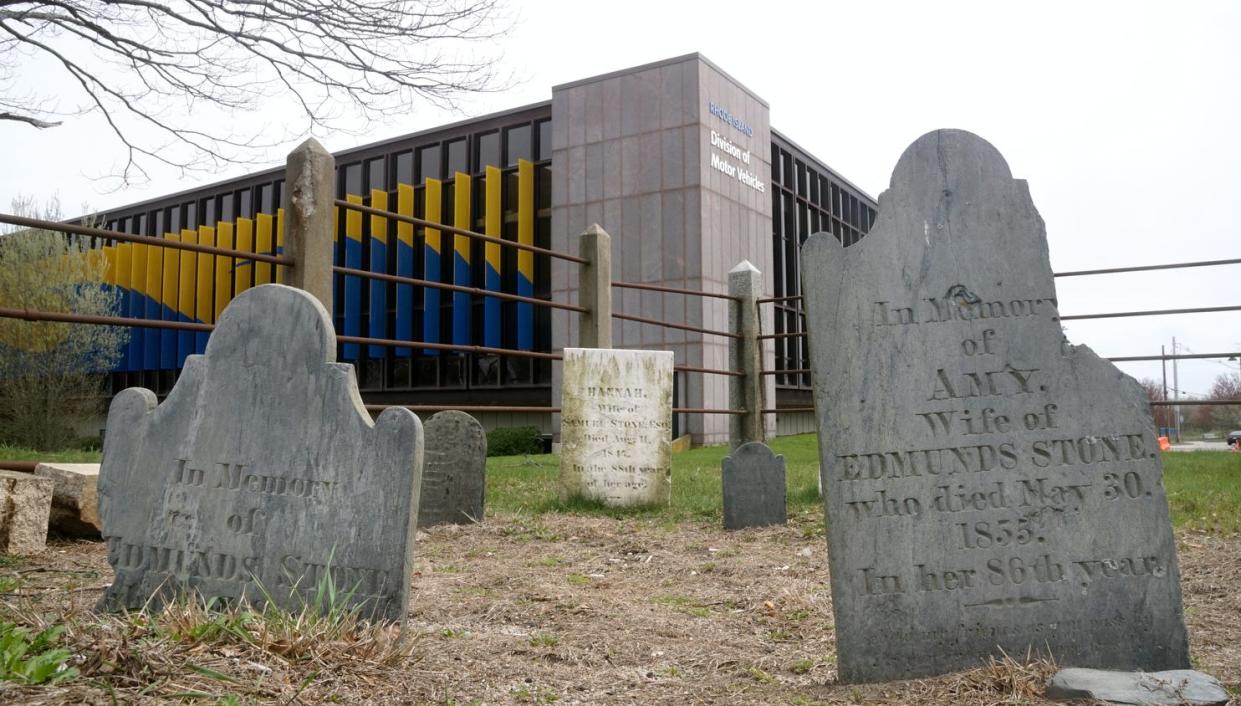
[4,0,1238,399]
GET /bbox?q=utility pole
[1161,345,1168,434]
[1172,337,1181,442]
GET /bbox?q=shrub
[486,425,543,457]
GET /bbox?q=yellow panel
[346,194,363,243]
[453,172,471,261]
[103,246,117,286]
[234,218,254,295]
[255,214,273,285]
[116,244,132,296]
[397,184,414,246]
[145,238,163,317]
[370,189,388,245]
[275,208,286,284]
[178,229,197,321]
[518,159,534,282]
[425,179,442,256]
[196,226,215,324]
[485,165,501,271]
[214,222,234,321]
[161,235,179,312]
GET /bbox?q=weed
[766,628,798,642]
[434,564,464,573]
[784,609,812,622]
[440,627,466,639]
[566,573,591,586]
[528,633,560,648]
[0,576,21,593]
[0,621,78,685]
[535,556,563,567]
[789,658,814,674]
[748,666,775,684]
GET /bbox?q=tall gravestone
[97,285,423,623]
[802,130,1188,682]
[721,442,786,530]
[559,348,674,506]
[418,410,486,527]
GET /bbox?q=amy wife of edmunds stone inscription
[802,130,1188,683]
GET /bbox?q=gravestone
[559,348,673,506]
[0,470,53,554]
[35,463,101,537]
[721,442,786,530]
[418,410,486,527]
[97,285,423,623]
[802,130,1189,682]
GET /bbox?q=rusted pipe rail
[674,365,744,378]
[761,407,814,414]
[762,368,812,376]
[1055,257,1241,278]
[0,461,38,472]
[0,213,293,265]
[1150,400,1241,406]
[366,405,560,414]
[757,331,807,340]
[338,335,562,361]
[1107,352,1241,362]
[1059,305,1241,321]
[333,266,588,313]
[612,280,739,302]
[757,294,803,304]
[611,312,741,339]
[0,307,214,332]
[672,407,746,415]
[335,199,588,265]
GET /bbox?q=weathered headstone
[34,462,101,537]
[802,130,1189,682]
[418,410,486,527]
[0,470,53,554]
[559,348,673,506]
[1046,668,1229,706]
[721,442,787,529]
[97,285,423,623]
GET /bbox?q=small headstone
[0,470,53,555]
[97,285,423,623]
[34,462,101,537]
[559,348,673,506]
[721,442,786,529]
[418,411,486,527]
[802,130,1189,682]
[1046,668,1229,706]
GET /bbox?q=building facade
[93,54,876,444]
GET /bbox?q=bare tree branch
[0,0,511,185]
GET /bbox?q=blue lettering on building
[708,102,754,138]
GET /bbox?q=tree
[1204,372,1241,430]
[0,0,508,184]
[1138,378,1175,431]
[0,198,127,449]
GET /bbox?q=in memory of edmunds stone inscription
[418,410,486,527]
[802,130,1189,682]
[722,442,786,530]
[97,285,423,623]
[559,348,673,506]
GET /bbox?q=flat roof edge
[552,52,769,108]
[770,126,875,203]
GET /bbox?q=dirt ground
[1,509,1238,705]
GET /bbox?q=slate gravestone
[560,348,674,506]
[721,442,786,530]
[418,410,486,527]
[802,130,1189,682]
[97,285,423,623]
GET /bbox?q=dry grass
[1,513,1238,705]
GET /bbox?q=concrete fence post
[282,138,336,316]
[577,224,612,349]
[728,260,765,449]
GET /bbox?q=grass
[0,443,101,463]
[6,433,1238,534]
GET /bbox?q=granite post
[802,130,1189,682]
[282,138,336,315]
[577,224,612,349]
[728,260,765,448]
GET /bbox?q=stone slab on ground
[34,462,101,536]
[721,442,786,530]
[559,348,674,507]
[801,130,1189,682]
[0,470,53,555]
[96,284,423,623]
[418,411,486,527]
[1046,667,1229,705]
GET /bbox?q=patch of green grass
[748,666,775,684]
[528,633,559,648]
[0,622,78,685]
[439,627,466,639]
[533,556,563,567]
[433,564,464,574]
[565,573,591,587]
[0,444,101,463]
[1163,452,1241,535]
[789,658,815,674]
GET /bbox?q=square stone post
[577,224,612,349]
[282,138,336,316]
[728,260,765,449]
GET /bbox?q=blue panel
[343,238,362,360]
[395,241,414,358]
[452,252,469,347]
[368,239,387,358]
[517,272,533,351]
[483,263,501,348]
